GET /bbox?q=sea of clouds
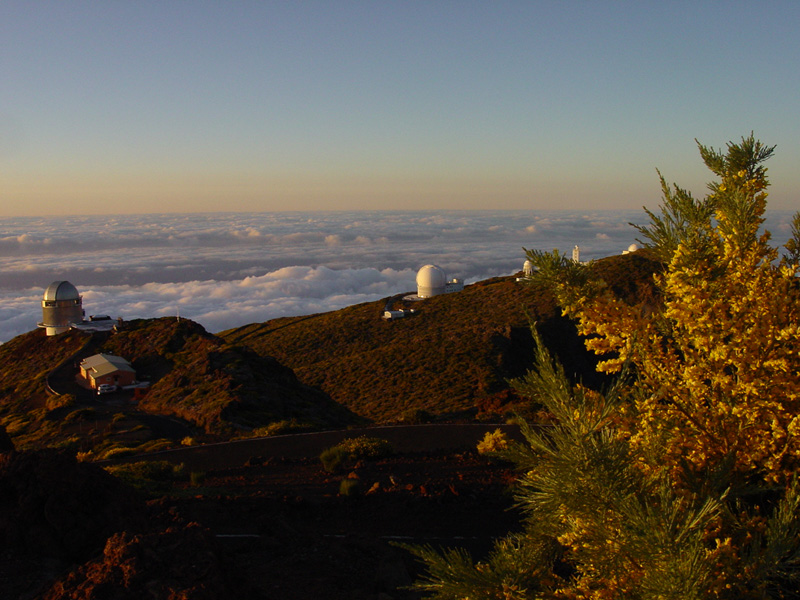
[2,210,795,344]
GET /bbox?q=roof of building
[43,281,80,302]
[80,354,135,379]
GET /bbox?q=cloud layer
[2,210,794,343]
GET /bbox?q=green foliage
[631,133,775,264]
[320,436,394,473]
[320,445,349,473]
[783,211,800,266]
[335,435,394,459]
[630,171,715,263]
[400,535,558,600]
[476,428,509,456]
[409,136,800,598]
[338,477,361,497]
[104,460,186,492]
[251,418,317,437]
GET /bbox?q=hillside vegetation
[0,318,355,453]
[0,252,659,452]
[0,329,90,447]
[406,135,800,599]
[221,252,660,423]
[98,317,357,434]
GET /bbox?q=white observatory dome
[416,264,447,298]
[523,259,534,276]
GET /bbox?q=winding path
[113,423,523,471]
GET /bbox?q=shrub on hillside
[320,436,394,473]
[104,460,186,491]
[339,476,361,497]
[476,429,509,456]
[401,408,433,424]
[45,394,75,413]
[251,418,316,437]
[406,135,800,598]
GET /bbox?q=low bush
[476,428,510,455]
[339,477,361,497]
[336,436,394,459]
[401,408,432,424]
[320,436,394,473]
[104,460,186,491]
[76,450,93,462]
[98,446,138,460]
[45,394,75,412]
[320,445,349,473]
[64,408,96,423]
[251,418,316,437]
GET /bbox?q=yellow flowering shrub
[477,428,510,455]
[405,136,800,600]
[553,135,800,486]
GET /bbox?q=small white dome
[416,264,447,298]
[523,260,534,275]
[628,243,639,253]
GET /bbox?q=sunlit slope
[221,253,661,423]
[0,329,90,446]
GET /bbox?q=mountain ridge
[0,251,661,453]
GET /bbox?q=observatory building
[523,259,535,276]
[38,281,84,336]
[79,353,136,390]
[415,264,464,298]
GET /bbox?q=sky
[2,1,799,216]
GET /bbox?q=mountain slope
[99,317,358,434]
[221,253,660,423]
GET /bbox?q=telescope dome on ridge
[415,264,464,298]
[39,280,84,336]
[43,281,80,302]
[416,264,447,298]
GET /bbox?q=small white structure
[622,243,639,255]
[415,264,463,298]
[38,281,84,336]
[522,259,535,276]
[383,308,416,320]
[572,245,581,263]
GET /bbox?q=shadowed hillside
[221,252,661,423]
[100,317,358,434]
[0,318,357,453]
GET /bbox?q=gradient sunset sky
[2,1,799,216]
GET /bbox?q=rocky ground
[1,425,523,599]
